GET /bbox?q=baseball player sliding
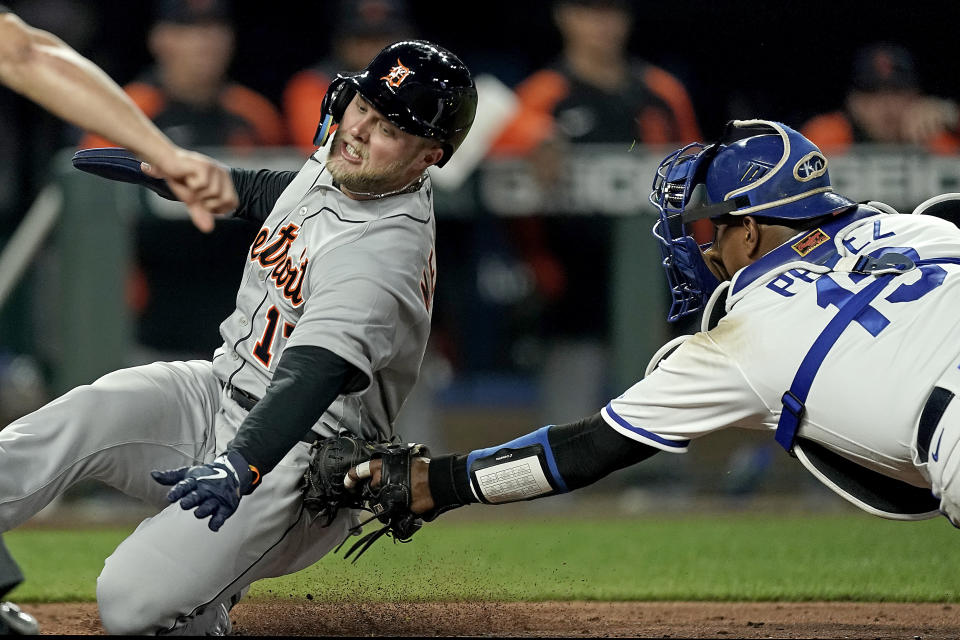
[0,40,476,635]
[349,120,960,535]
[0,5,238,634]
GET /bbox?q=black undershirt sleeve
[229,168,298,224]
[546,414,660,490]
[428,413,660,511]
[227,345,367,475]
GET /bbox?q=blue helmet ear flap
[312,77,356,147]
[313,113,335,148]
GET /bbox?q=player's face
[554,4,631,56]
[149,22,235,91]
[703,215,787,280]
[327,95,443,198]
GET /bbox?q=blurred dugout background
[3,0,960,518]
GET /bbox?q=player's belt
[227,384,259,411]
[223,383,321,445]
[916,387,954,464]
[916,355,960,464]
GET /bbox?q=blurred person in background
[284,0,448,449]
[81,0,286,363]
[489,0,703,425]
[802,42,960,154]
[284,0,414,154]
[0,3,238,633]
[82,0,285,152]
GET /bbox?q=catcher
[345,121,960,538]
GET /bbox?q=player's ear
[742,216,762,256]
[420,145,444,168]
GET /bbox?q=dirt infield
[20,601,960,637]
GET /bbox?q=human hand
[344,455,435,515]
[142,148,239,233]
[151,451,258,531]
[901,97,960,145]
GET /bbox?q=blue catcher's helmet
[650,119,857,322]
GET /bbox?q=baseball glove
[303,436,430,562]
[72,148,177,200]
[302,435,383,525]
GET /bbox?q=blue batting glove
[151,451,260,531]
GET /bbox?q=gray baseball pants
[0,360,354,634]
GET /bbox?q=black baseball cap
[154,0,232,25]
[851,43,918,92]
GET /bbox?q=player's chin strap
[775,253,960,452]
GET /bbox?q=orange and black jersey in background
[79,72,287,357]
[283,60,340,154]
[490,58,703,340]
[493,58,701,153]
[801,110,960,155]
[81,70,285,150]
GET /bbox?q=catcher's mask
[313,39,478,168]
[650,118,857,321]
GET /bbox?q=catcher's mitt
[302,435,386,526]
[338,441,430,562]
[303,436,430,562]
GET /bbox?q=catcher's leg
[97,398,355,635]
[0,360,220,531]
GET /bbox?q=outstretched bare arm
[0,11,238,230]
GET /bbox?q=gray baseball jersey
[0,144,440,634]
[213,146,437,441]
[0,24,467,635]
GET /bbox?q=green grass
[6,513,960,603]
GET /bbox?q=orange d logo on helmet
[381,59,414,88]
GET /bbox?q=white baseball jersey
[212,145,437,441]
[603,207,960,493]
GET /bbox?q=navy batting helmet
[313,40,478,167]
[651,119,857,321]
